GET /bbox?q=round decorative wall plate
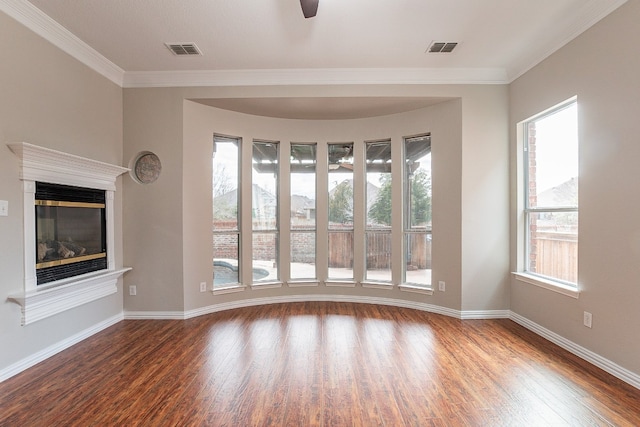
[131,151,161,184]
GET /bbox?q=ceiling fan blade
[300,0,319,18]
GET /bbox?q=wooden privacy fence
[328,231,355,268]
[533,231,578,283]
[328,231,432,270]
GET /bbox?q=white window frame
[364,139,393,285]
[289,142,318,283]
[402,134,432,289]
[515,98,579,298]
[212,134,243,291]
[251,140,281,288]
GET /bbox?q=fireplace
[35,182,108,284]
[8,142,130,325]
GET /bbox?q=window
[523,99,578,285]
[404,135,432,287]
[290,143,317,280]
[328,143,354,280]
[252,140,279,283]
[365,140,392,282]
[213,135,241,288]
[211,135,434,288]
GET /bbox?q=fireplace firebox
[35,182,108,284]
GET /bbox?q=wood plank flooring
[1,302,639,426]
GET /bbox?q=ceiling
[3,0,627,118]
[194,97,451,120]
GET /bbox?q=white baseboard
[125,295,508,321]
[510,311,640,390]
[124,310,185,320]
[0,313,123,383]
[182,294,464,320]
[461,309,511,319]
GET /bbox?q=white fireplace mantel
[7,142,131,325]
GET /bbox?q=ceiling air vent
[427,41,458,53]
[165,43,202,56]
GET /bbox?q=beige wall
[2,0,637,386]
[0,11,124,371]
[510,0,640,374]
[1,1,510,377]
[123,84,509,315]
[461,87,510,311]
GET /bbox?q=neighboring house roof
[537,177,578,207]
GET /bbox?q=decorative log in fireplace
[35,182,108,284]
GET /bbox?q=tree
[213,163,233,197]
[368,170,431,226]
[328,180,353,223]
[213,164,238,220]
[368,174,392,225]
[410,169,431,226]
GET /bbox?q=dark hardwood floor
[1,302,639,426]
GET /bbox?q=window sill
[212,284,246,295]
[361,281,393,290]
[287,281,319,288]
[250,281,283,290]
[513,272,579,299]
[8,268,131,325]
[399,283,434,295]
[325,280,356,288]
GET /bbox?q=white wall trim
[8,142,130,191]
[461,309,511,320]
[122,68,509,88]
[125,296,507,321]
[513,272,580,299]
[0,0,124,86]
[0,0,626,88]
[0,313,123,383]
[510,311,640,390]
[122,296,512,323]
[399,284,435,295]
[507,0,629,82]
[180,295,462,320]
[8,268,130,325]
[124,311,185,320]
[6,142,130,324]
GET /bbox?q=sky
[532,103,578,193]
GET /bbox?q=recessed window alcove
[7,143,131,325]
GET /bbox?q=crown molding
[507,0,628,82]
[1,0,627,88]
[0,0,124,86]
[122,67,509,88]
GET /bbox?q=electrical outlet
[129,285,137,296]
[583,311,592,328]
[438,281,446,292]
[200,282,207,292]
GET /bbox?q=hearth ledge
[8,267,131,326]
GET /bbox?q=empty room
[1,0,640,425]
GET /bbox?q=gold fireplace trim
[35,200,106,209]
[36,252,106,270]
